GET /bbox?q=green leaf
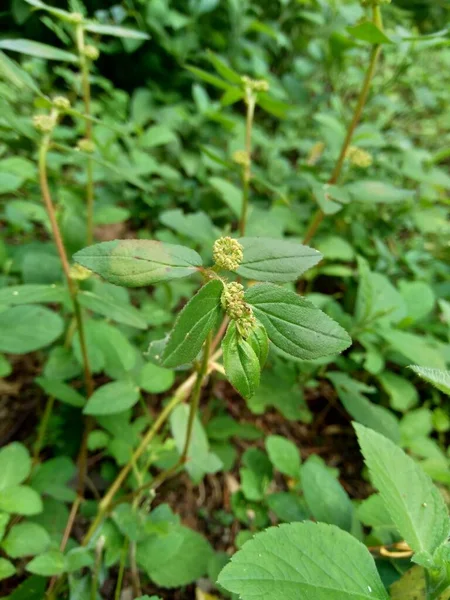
[245,283,351,361]
[74,240,202,288]
[345,180,414,204]
[0,284,66,305]
[205,51,242,84]
[170,404,222,483]
[0,557,16,581]
[84,22,150,39]
[160,209,218,245]
[355,255,374,325]
[0,39,78,62]
[218,522,389,600]
[410,366,450,396]
[399,281,435,323]
[2,522,50,558]
[209,177,242,217]
[65,547,94,572]
[162,280,223,368]
[328,372,400,443]
[390,566,428,600]
[139,362,175,393]
[236,237,322,283]
[78,291,147,330]
[257,93,291,119]
[222,322,260,400]
[0,486,43,515]
[0,305,63,354]
[24,0,75,22]
[347,22,393,44]
[355,423,450,555]
[7,575,47,599]
[0,50,41,93]
[186,65,232,90]
[0,443,31,490]
[26,550,66,576]
[84,381,140,416]
[378,371,419,412]
[0,172,23,193]
[265,435,301,479]
[36,377,85,408]
[246,322,269,368]
[240,448,273,501]
[30,456,76,502]
[301,457,354,531]
[381,329,446,370]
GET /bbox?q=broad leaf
[2,523,50,558]
[355,424,450,555]
[26,550,66,576]
[410,366,450,396]
[236,237,322,283]
[0,285,66,306]
[0,305,63,354]
[0,39,78,62]
[139,363,175,393]
[345,180,414,204]
[218,522,389,600]
[0,443,31,491]
[209,177,242,216]
[0,486,43,515]
[84,23,150,39]
[347,22,393,44]
[78,291,147,329]
[162,280,223,368]
[245,283,351,360]
[83,381,140,416]
[328,372,400,442]
[0,558,15,581]
[378,371,419,412]
[36,377,85,408]
[170,404,222,483]
[265,435,301,479]
[222,323,260,400]
[301,457,354,531]
[246,322,269,368]
[381,329,446,370]
[74,240,202,287]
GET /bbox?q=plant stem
[75,24,95,245]
[239,93,256,236]
[303,7,384,245]
[114,540,129,600]
[32,395,55,464]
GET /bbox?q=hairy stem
[75,24,95,245]
[303,7,383,245]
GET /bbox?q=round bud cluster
[213,237,243,272]
[70,264,92,281]
[53,96,71,111]
[33,114,55,133]
[221,282,256,338]
[232,150,250,168]
[241,76,270,93]
[69,11,84,24]
[84,45,100,61]
[77,138,96,153]
[346,146,373,168]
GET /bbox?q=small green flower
[33,114,55,133]
[53,96,71,111]
[213,237,244,272]
[241,76,270,93]
[221,282,256,337]
[346,146,373,168]
[233,150,250,168]
[77,138,96,153]
[84,45,100,61]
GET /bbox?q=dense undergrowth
[0,0,450,598]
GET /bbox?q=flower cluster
[213,237,243,272]
[77,138,96,153]
[241,76,270,93]
[232,150,250,168]
[221,282,256,338]
[346,146,373,168]
[32,114,56,134]
[53,96,71,111]
[84,45,100,61]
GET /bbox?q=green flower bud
[33,114,55,133]
[221,282,256,337]
[232,150,250,168]
[84,45,99,61]
[77,138,96,153]
[213,237,243,271]
[53,96,71,111]
[241,75,270,93]
[69,11,84,24]
[346,146,373,168]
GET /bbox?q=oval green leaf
[222,323,260,400]
[0,305,63,354]
[83,381,140,416]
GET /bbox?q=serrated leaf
[301,457,354,531]
[328,372,400,443]
[218,522,389,600]
[222,323,260,400]
[246,322,269,368]
[78,291,147,329]
[0,443,31,491]
[162,280,223,368]
[2,522,50,558]
[0,39,78,62]
[0,305,63,354]
[74,240,202,288]
[84,22,150,39]
[236,237,322,283]
[83,381,140,416]
[347,21,393,44]
[355,424,450,555]
[265,435,301,479]
[245,283,351,361]
[0,486,43,515]
[410,366,450,396]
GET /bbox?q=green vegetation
[0,0,449,598]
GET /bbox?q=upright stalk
[75,24,95,245]
[239,91,256,236]
[303,6,384,245]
